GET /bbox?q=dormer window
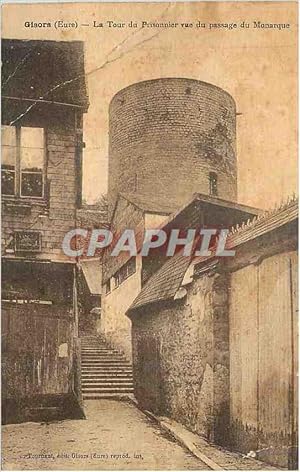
[2,125,45,198]
[209,172,218,196]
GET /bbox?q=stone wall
[131,219,298,469]
[131,270,230,444]
[108,78,237,216]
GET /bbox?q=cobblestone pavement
[2,400,208,470]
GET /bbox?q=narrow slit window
[209,172,218,196]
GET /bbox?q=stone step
[82,371,133,375]
[82,384,133,388]
[82,380,133,387]
[81,344,106,350]
[81,361,131,366]
[83,393,134,400]
[81,348,119,354]
[81,359,127,367]
[82,387,134,393]
[82,374,133,379]
[81,357,126,360]
[82,352,124,355]
[81,345,117,348]
[81,358,129,362]
[82,387,133,390]
[82,380,133,384]
[81,355,126,360]
[81,344,105,347]
[82,367,131,370]
[80,338,133,400]
[81,359,127,363]
[81,365,132,369]
[82,366,131,370]
[81,350,120,354]
[81,354,126,357]
[82,372,132,378]
[82,370,132,375]
[81,366,132,370]
[81,352,124,355]
[81,370,133,375]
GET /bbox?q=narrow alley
[2,400,208,470]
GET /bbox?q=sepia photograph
[1,1,298,470]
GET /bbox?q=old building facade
[1,39,89,423]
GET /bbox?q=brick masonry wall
[2,109,80,261]
[108,78,237,216]
[131,271,230,444]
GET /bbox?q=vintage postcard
[1,1,298,470]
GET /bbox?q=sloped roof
[119,193,181,215]
[80,259,102,295]
[127,196,298,315]
[159,192,261,233]
[2,39,89,113]
[222,195,298,249]
[127,251,192,316]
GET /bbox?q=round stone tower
[108,78,237,216]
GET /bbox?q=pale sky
[2,1,298,209]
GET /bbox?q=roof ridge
[228,194,298,236]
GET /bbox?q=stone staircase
[80,336,134,400]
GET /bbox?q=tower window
[209,172,218,196]
[134,173,138,192]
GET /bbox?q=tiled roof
[226,195,298,248]
[2,39,89,112]
[127,196,298,315]
[193,194,298,265]
[127,250,192,316]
